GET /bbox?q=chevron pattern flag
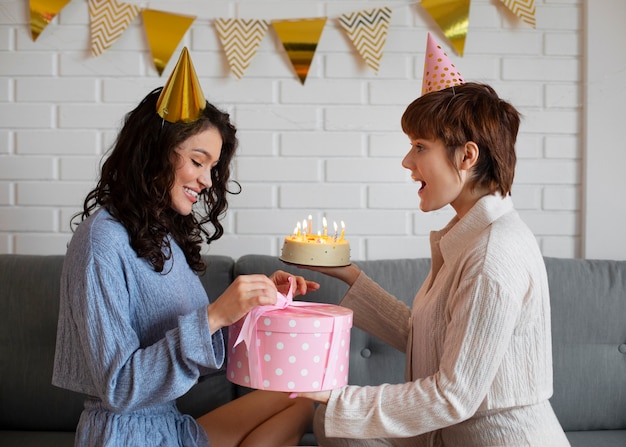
[215,18,270,79]
[500,0,536,28]
[89,0,140,56]
[338,7,392,73]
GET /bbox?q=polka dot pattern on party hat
[421,33,465,95]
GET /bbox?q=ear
[459,141,479,171]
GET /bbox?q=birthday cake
[279,216,350,267]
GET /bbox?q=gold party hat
[156,47,206,123]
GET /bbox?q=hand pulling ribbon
[233,277,346,390]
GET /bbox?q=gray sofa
[1,253,625,446]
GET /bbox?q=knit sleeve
[69,253,224,413]
[340,271,411,352]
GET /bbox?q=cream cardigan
[323,195,569,446]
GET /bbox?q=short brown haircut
[401,82,520,196]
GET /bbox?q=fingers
[271,270,320,296]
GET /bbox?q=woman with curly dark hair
[52,50,316,446]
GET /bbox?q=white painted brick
[516,159,578,184]
[235,157,320,182]
[59,157,100,181]
[237,132,276,156]
[545,32,580,56]
[545,84,580,108]
[18,181,92,206]
[0,103,53,128]
[325,106,404,131]
[447,55,500,82]
[235,106,318,130]
[519,210,578,235]
[491,82,543,108]
[0,234,10,253]
[325,53,410,79]
[369,133,410,158]
[467,1,502,29]
[229,183,276,209]
[0,25,11,50]
[235,209,318,234]
[0,131,10,154]
[204,78,275,104]
[468,31,541,55]
[543,186,579,210]
[239,1,323,20]
[0,181,13,205]
[519,109,578,134]
[16,77,97,102]
[369,80,422,105]
[102,78,161,104]
[281,79,363,104]
[510,185,542,210]
[281,132,363,157]
[0,53,55,76]
[0,156,55,180]
[536,5,580,31]
[59,51,143,77]
[16,130,99,155]
[59,208,83,232]
[544,135,580,159]
[0,77,10,101]
[327,158,405,182]
[14,233,72,255]
[368,184,419,209]
[0,207,57,231]
[58,104,129,129]
[540,236,579,258]
[367,236,431,260]
[280,183,362,208]
[515,134,543,159]
[502,58,579,82]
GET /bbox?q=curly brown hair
[74,87,239,274]
[401,82,520,196]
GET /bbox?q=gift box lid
[249,303,352,334]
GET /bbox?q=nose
[198,170,212,190]
[401,150,414,171]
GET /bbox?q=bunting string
[28,0,538,82]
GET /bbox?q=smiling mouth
[184,187,199,202]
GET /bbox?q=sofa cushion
[546,257,626,432]
[0,255,84,431]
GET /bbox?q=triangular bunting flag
[142,9,196,76]
[338,7,392,73]
[215,18,270,79]
[272,17,327,84]
[89,0,140,57]
[420,0,470,56]
[500,0,536,28]
[30,0,72,41]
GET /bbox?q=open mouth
[184,187,199,202]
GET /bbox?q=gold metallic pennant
[142,9,196,76]
[272,17,327,85]
[30,0,71,41]
[500,0,536,28]
[89,0,140,57]
[215,18,270,79]
[420,0,470,56]
[338,7,392,73]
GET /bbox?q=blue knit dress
[52,208,223,446]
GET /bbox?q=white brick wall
[0,0,584,259]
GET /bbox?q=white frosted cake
[280,234,350,267]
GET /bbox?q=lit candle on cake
[322,217,328,236]
[339,221,345,241]
[333,221,338,241]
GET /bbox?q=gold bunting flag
[500,0,536,28]
[142,9,196,76]
[338,7,392,73]
[215,18,270,79]
[272,17,327,84]
[89,0,140,57]
[420,0,470,56]
[29,0,72,41]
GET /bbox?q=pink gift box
[227,302,353,392]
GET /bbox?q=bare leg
[197,390,314,447]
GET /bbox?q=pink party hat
[421,33,465,95]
